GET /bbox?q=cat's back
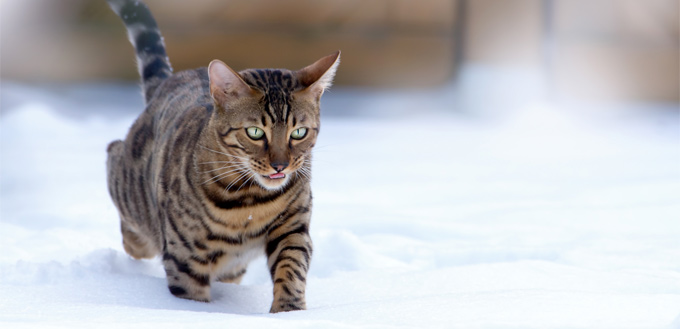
[108,68,213,214]
[147,68,213,127]
[124,68,214,167]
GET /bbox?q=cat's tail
[107,0,173,104]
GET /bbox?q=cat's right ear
[208,60,257,104]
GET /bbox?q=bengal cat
[105,0,339,313]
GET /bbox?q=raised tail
[107,0,173,104]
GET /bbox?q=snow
[1,69,680,328]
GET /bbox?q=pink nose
[271,162,288,173]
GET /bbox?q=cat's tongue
[269,173,286,179]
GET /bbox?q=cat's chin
[255,174,290,191]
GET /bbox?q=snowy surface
[1,70,680,328]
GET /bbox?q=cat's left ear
[295,51,341,101]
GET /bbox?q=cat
[105,0,339,313]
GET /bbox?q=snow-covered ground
[1,69,679,328]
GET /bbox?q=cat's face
[216,87,320,190]
[207,52,339,191]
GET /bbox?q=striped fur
[106,0,339,313]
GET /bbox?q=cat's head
[206,51,340,191]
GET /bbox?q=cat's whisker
[305,158,322,165]
[198,144,249,160]
[225,169,251,192]
[197,160,243,166]
[235,171,256,193]
[202,172,236,186]
[294,170,304,182]
[296,166,311,181]
[310,145,333,155]
[198,164,246,174]
[201,167,248,185]
[226,168,250,187]
[310,148,331,154]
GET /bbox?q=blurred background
[1,0,678,105]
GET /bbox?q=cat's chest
[202,193,290,239]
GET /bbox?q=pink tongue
[269,173,286,179]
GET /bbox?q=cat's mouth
[267,173,286,180]
[254,171,290,191]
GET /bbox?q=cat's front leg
[162,249,211,302]
[266,220,313,313]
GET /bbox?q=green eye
[246,127,264,140]
[290,128,307,140]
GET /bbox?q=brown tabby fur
[105,0,339,313]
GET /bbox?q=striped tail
[107,0,173,104]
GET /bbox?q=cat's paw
[167,284,211,303]
[269,300,306,313]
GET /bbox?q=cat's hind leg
[120,220,158,259]
[107,140,159,260]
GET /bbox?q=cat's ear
[295,51,341,101]
[208,59,257,104]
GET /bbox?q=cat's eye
[290,128,307,140]
[246,127,265,140]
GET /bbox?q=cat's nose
[271,161,289,173]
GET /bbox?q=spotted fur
[106,0,339,313]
